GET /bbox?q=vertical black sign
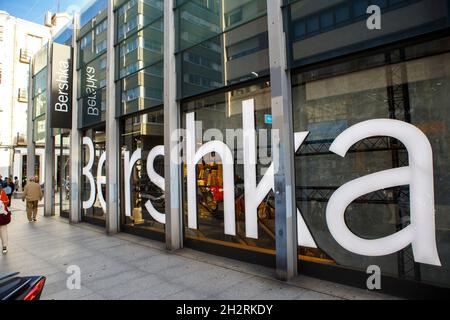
[50,43,73,129]
[82,63,102,126]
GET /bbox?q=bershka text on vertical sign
[50,43,73,129]
[82,64,102,125]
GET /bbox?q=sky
[0,0,93,24]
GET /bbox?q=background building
[0,10,70,187]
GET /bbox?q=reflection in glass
[82,128,106,224]
[176,0,269,98]
[292,37,450,288]
[181,81,275,253]
[120,108,165,236]
[115,0,164,116]
[284,0,450,66]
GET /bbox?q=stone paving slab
[0,199,397,300]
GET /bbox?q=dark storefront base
[121,225,165,243]
[82,216,106,228]
[184,238,277,269]
[298,260,450,300]
[60,211,69,219]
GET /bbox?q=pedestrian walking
[22,176,43,222]
[3,177,15,207]
[14,176,19,193]
[0,185,11,255]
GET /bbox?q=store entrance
[22,155,40,190]
[56,133,70,218]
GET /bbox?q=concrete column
[105,0,119,234]
[44,42,55,217]
[70,14,81,224]
[164,0,183,251]
[267,0,298,281]
[27,61,36,183]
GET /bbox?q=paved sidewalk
[0,199,396,300]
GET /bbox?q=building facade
[0,10,71,187]
[29,0,450,298]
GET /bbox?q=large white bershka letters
[82,137,96,210]
[186,113,236,235]
[241,100,317,248]
[81,101,441,266]
[123,147,166,223]
[82,137,106,212]
[145,146,166,224]
[326,119,441,266]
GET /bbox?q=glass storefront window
[33,45,48,76]
[176,0,269,99]
[55,133,71,218]
[33,91,47,119]
[119,61,163,115]
[82,127,107,224]
[176,0,267,52]
[117,18,164,79]
[116,0,164,42]
[179,15,269,98]
[115,0,164,116]
[78,0,108,86]
[181,80,275,254]
[292,37,450,288]
[33,67,47,119]
[284,0,450,67]
[120,108,165,238]
[33,115,46,143]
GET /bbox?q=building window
[0,25,3,42]
[95,19,107,35]
[96,40,107,54]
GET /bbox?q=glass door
[57,133,71,218]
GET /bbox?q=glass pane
[181,81,275,253]
[117,18,164,79]
[116,0,164,43]
[285,0,450,67]
[120,108,165,236]
[34,115,46,143]
[177,0,267,52]
[292,38,450,288]
[179,15,269,98]
[34,93,47,119]
[33,68,47,98]
[82,128,107,223]
[119,61,164,115]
